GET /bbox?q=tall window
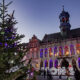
[40,49,43,58]
[36,53,39,58]
[45,60,48,68]
[59,46,63,56]
[76,44,80,55]
[49,48,53,57]
[64,46,69,56]
[40,60,43,67]
[45,48,48,57]
[70,44,75,55]
[54,59,58,68]
[54,46,58,57]
[49,59,53,68]
[32,53,34,58]
[78,58,80,68]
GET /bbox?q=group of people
[43,69,53,80]
[40,69,72,80]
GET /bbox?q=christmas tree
[0,0,30,80]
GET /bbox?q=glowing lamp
[36,63,39,68]
[50,52,53,57]
[55,53,58,57]
[30,72,33,76]
[1,31,5,34]
[77,50,80,54]
[65,51,69,56]
[51,52,53,55]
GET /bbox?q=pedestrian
[44,69,46,78]
[47,69,49,79]
[48,72,53,80]
[47,69,53,80]
[59,75,61,80]
[66,68,70,80]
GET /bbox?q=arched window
[45,48,48,57]
[49,48,53,57]
[59,46,63,56]
[40,49,43,58]
[76,44,80,55]
[54,59,58,68]
[78,58,80,68]
[40,60,43,67]
[64,46,69,56]
[54,46,58,57]
[49,59,53,68]
[70,44,75,55]
[45,60,48,68]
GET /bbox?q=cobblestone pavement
[37,75,76,80]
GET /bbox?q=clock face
[62,18,65,22]
[62,17,69,23]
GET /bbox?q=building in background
[22,8,80,72]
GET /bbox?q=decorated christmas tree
[0,0,30,80]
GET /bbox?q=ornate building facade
[23,8,80,72]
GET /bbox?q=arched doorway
[54,59,58,68]
[45,60,48,68]
[49,59,53,68]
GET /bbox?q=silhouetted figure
[47,69,53,80]
[39,70,41,75]
[59,75,61,80]
[44,70,46,78]
[74,68,80,80]
[49,73,53,80]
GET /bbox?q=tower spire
[59,6,71,37]
[62,5,64,11]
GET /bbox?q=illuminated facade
[23,8,80,72]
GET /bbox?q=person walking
[44,69,46,78]
[47,69,53,80]
[47,69,49,79]
[59,75,62,80]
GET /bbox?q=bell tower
[59,6,71,37]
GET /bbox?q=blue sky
[3,0,80,43]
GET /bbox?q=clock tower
[59,6,71,37]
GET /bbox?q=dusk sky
[4,0,80,43]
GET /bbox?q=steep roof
[42,28,80,43]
